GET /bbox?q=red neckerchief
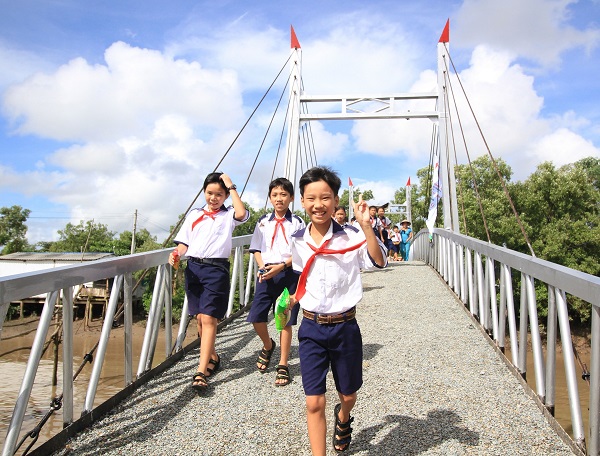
[271,217,289,248]
[295,238,366,302]
[191,209,220,230]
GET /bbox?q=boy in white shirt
[248,178,305,386]
[289,166,387,454]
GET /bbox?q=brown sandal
[275,365,291,386]
[332,403,353,453]
[191,372,208,391]
[256,338,276,373]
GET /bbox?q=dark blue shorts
[247,268,300,326]
[298,317,363,396]
[185,261,230,319]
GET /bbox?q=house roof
[0,252,115,262]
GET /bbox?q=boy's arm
[353,196,385,267]
[220,173,247,220]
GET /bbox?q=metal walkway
[50,262,576,455]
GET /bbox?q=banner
[426,152,442,234]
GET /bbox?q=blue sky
[0,0,599,245]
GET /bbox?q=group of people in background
[364,205,413,262]
[333,204,413,263]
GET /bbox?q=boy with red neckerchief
[288,166,387,455]
[247,177,305,386]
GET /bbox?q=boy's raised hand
[352,194,371,228]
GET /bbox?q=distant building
[0,252,115,278]
[1,252,116,320]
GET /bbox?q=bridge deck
[53,262,575,455]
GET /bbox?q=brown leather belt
[302,307,356,325]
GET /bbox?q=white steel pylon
[283,21,460,232]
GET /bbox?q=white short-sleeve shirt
[291,220,387,314]
[249,209,305,264]
[174,204,249,258]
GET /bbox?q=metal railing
[412,228,600,455]
[0,235,254,456]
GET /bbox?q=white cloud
[2,42,244,142]
[455,0,600,66]
[529,128,599,166]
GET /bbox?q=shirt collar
[268,209,293,222]
[201,204,228,213]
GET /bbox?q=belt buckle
[316,314,333,324]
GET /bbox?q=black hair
[334,206,346,214]
[299,166,341,196]
[203,172,228,193]
[269,177,294,196]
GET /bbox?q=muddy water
[0,317,197,453]
[504,345,591,444]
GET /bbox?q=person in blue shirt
[399,219,413,261]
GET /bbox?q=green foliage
[0,205,32,254]
[48,220,116,253]
[113,228,160,255]
[338,187,374,213]
[450,156,599,325]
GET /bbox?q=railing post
[244,254,255,308]
[174,295,190,352]
[466,248,475,315]
[475,252,484,321]
[590,301,600,455]
[146,266,169,369]
[488,258,498,341]
[2,290,59,456]
[124,272,133,385]
[459,244,466,304]
[137,266,165,377]
[518,273,528,379]
[227,248,240,317]
[164,266,173,357]
[237,246,245,309]
[555,288,585,451]
[525,274,545,402]
[84,275,124,413]
[503,264,519,365]
[545,286,557,415]
[62,287,74,426]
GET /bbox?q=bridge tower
[283,21,461,232]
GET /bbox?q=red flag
[406,177,411,186]
[349,177,353,187]
[291,25,301,49]
[439,19,450,43]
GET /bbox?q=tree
[0,205,32,254]
[113,228,160,256]
[49,220,116,253]
[338,188,374,211]
[454,156,522,248]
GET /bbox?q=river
[0,316,197,454]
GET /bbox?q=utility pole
[130,210,137,254]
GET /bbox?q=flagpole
[348,177,354,221]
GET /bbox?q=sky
[0,0,599,246]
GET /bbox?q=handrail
[0,235,253,456]
[412,228,600,455]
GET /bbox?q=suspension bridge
[1,21,599,456]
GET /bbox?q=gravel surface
[54,261,576,455]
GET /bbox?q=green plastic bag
[274,287,290,331]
